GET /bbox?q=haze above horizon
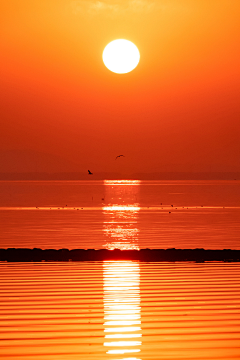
[1,1,240,173]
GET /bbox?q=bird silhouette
[115,155,125,160]
[88,170,93,175]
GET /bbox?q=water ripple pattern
[103,261,142,357]
[0,262,240,359]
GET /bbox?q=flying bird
[115,155,125,160]
[88,170,93,175]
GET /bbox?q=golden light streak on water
[0,262,239,359]
[1,180,240,250]
[103,261,142,359]
[102,180,140,250]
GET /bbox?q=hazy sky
[1,0,240,174]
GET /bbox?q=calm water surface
[1,182,240,359]
[0,180,240,249]
[0,262,239,360]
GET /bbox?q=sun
[102,39,140,74]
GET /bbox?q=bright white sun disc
[103,39,140,74]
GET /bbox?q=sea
[0,180,240,359]
[0,180,240,250]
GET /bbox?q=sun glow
[103,261,142,358]
[103,39,140,74]
[102,180,140,250]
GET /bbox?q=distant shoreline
[0,172,240,180]
[1,248,239,262]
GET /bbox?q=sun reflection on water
[103,261,142,360]
[102,180,140,250]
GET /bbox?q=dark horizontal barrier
[0,248,240,262]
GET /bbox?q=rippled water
[0,180,240,249]
[0,262,239,360]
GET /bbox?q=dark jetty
[0,248,239,262]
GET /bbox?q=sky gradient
[1,0,240,175]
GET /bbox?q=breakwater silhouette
[0,248,239,262]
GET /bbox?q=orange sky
[1,0,240,175]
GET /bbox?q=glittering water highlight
[1,180,240,249]
[0,262,239,360]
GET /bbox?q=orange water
[1,180,240,249]
[0,261,239,360]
